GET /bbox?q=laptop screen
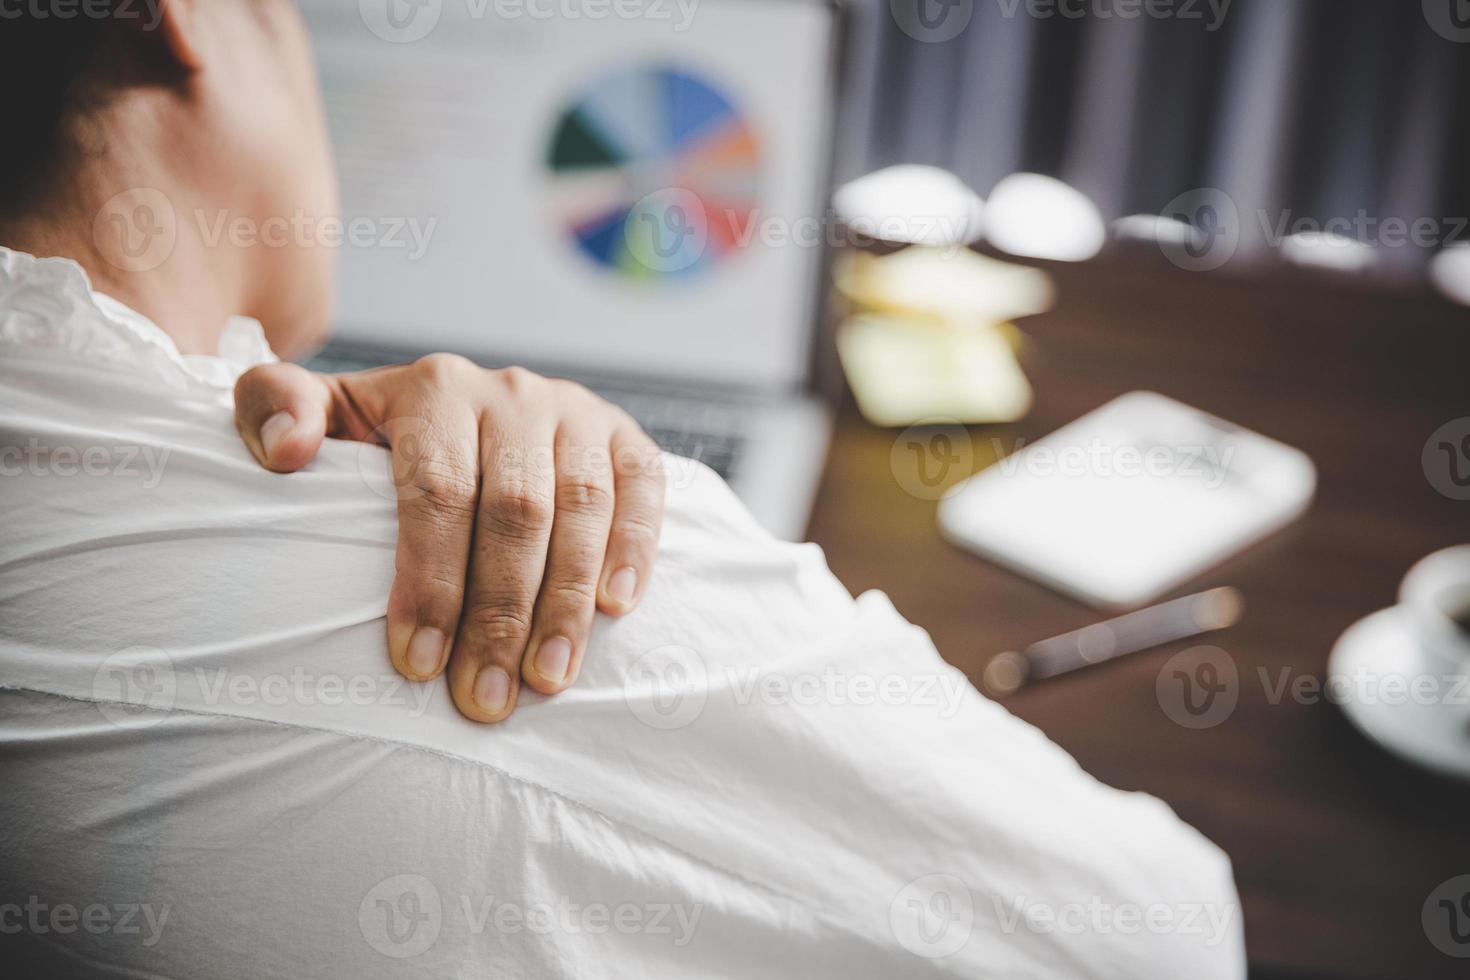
[300,0,839,392]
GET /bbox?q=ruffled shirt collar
[0,245,276,392]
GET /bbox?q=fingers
[299,356,665,724]
[232,362,333,472]
[598,425,665,616]
[448,416,557,722]
[380,396,481,688]
[520,421,617,695]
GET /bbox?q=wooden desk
[805,253,1470,980]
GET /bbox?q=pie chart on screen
[545,65,761,280]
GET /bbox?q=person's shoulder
[659,454,764,540]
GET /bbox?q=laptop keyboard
[302,349,746,480]
[640,426,741,480]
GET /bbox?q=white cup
[1398,545,1470,734]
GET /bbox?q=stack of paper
[833,247,1054,427]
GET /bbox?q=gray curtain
[835,0,1466,265]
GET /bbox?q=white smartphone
[938,391,1317,609]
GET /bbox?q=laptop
[298,0,844,540]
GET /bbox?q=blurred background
[815,7,1470,980]
[836,0,1470,280]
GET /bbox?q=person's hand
[232,354,665,723]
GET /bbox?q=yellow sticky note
[837,314,1033,427]
[834,247,1055,325]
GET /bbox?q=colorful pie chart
[546,65,761,279]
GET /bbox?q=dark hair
[0,11,119,219]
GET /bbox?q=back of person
[0,249,1244,977]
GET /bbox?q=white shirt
[0,246,1245,979]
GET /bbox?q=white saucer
[1328,606,1470,781]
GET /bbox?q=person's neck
[1,161,249,357]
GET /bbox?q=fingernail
[534,636,573,683]
[406,627,444,678]
[607,566,638,606]
[260,410,295,459]
[474,666,511,715]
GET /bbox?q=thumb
[233,362,334,472]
